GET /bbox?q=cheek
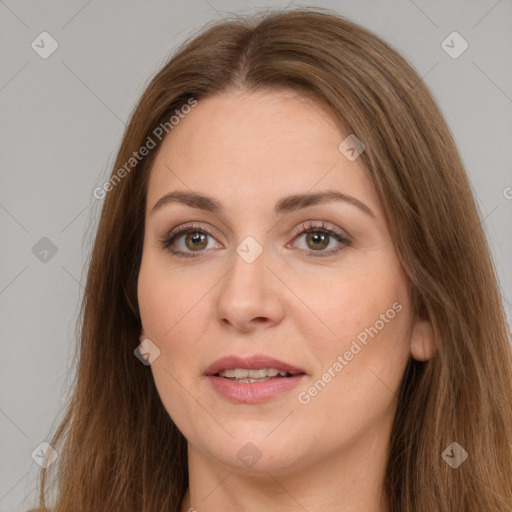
[291,259,409,354]
[138,254,207,333]
[137,258,214,372]
[137,261,215,436]
[291,261,411,412]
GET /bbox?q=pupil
[308,232,328,250]
[187,232,207,250]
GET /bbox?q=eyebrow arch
[151,190,375,218]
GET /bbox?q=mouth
[204,354,306,379]
[204,355,307,403]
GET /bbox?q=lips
[204,354,307,403]
[204,354,306,377]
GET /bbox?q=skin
[137,88,435,512]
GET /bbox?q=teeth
[235,377,275,383]
[248,369,266,378]
[218,368,289,379]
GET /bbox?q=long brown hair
[33,7,512,511]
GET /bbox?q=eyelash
[159,221,352,259]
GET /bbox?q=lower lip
[207,375,305,403]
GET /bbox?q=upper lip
[204,354,306,376]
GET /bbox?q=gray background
[1,0,511,510]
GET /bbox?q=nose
[214,244,285,332]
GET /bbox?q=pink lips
[204,354,306,404]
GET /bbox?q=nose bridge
[214,237,284,328]
[223,240,269,302]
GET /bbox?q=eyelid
[290,220,350,241]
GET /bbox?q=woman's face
[137,89,432,475]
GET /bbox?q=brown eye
[291,222,352,257]
[305,232,330,251]
[161,222,351,259]
[184,232,208,251]
[160,224,221,258]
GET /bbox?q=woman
[32,7,512,511]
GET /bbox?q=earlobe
[410,318,436,361]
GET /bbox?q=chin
[196,434,310,475]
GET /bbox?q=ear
[139,328,146,342]
[410,317,436,361]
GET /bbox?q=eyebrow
[151,190,375,218]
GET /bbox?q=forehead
[146,89,379,214]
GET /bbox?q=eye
[289,221,352,257]
[159,223,221,258]
[159,221,352,259]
